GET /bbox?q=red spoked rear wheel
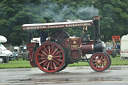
[90,52,109,72]
[35,42,65,73]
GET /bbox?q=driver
[40,29,48,44]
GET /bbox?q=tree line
[0,0,128,45]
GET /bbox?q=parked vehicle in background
[106,36,120,58]
[12,46,20,60]
[0,35,13,63]
[120,34,128,59]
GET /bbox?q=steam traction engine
[22,16,111,73]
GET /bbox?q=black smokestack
[93,16,100,41]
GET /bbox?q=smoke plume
[38,2,99,22]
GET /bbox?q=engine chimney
[93,16,100,41]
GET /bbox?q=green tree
[0,0,128,45]
[0,0,41,45]
[92,0,128,41]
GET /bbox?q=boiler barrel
[81,42,105,55]
[81,44,94,54]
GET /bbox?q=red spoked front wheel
[90,52,109,72]
[35,42,65,73]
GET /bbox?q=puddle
[1,66,128,84]
[109,67,122,70]
[31,77,123,84]
[109,66,128,70]
[6,78,75,84]
[7,78,31,82]
[7,77,123,84]
[88,77,122,81]
[1,74,127,85]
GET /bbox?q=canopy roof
[22,20,93,30]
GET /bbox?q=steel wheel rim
[90,53,108,72]
[35,42,65,73]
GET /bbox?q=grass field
[69,56,128,66]
[0,56,128,69]
[0,59,31,68]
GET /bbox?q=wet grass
[0,58,31,68]
[0,56,128,68]
[111,56,128,65]
[68,56,128,67]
